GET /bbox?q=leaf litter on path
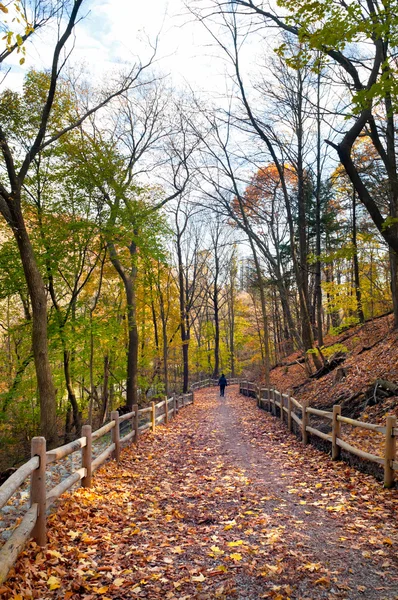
[2,386,398,599]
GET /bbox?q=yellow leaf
[47,550,63,559]
[113,578,125,587]
[67,530,80,539]
[326,504,345,512]
[47,575,61,590]
[227,540,243,547]
[93,586,109,594]
[229,553,242,561]
[265,563,281,574]
[383,538,392,545]
[303,562,321,572]
[0,4,9,13]
[315,483,322,488]
[315,576,330,586]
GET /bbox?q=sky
[1,0,228,94]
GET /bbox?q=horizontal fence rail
[0,379,219,584]
[239,381,397,489]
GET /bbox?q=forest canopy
[0,0,397,469]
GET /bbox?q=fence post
[182,394,186,408]
[164,397,169,424]
[302,400,309,445]
[30,436,47,546]
[111,411,120,463]
[267,387,271,412]
[151,401,156,432]
[332,405,341,460]
[384,415,396,488]
[280,393,284,423]
[174,396,178,415]
[81,425,92,488]
[271,388,275,416]
[133,404,139,444]
[287,392,292,432]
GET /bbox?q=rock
[1,529,13,541]
[1,506,14,515]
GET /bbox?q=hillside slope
[268,313,398,460]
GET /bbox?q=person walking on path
[218,373,227,397]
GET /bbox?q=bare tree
[227,0,398,326]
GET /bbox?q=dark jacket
[218,375,227,387]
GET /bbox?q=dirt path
[3,387,398,600]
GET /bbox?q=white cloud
[0,0,228,94]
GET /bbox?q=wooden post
[111,411,121,462]
[384,415,396,488]
[151,401,156,432]
[182,395,186,408]
[280,393,284,422]
[332,405,341,460]
[164,397,169,424]
[133,404,139,444]
[287,393,292,432]
[30,436,47,546]
[271,388,275,416]
[267,387,271,412]
[81,425,92,488]
[174,396,178,415]
[302,400,309,445]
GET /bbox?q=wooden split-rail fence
[0,384,211,584]
[239,381,397,489]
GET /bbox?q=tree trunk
[107,237,139,411]
[176,233,189,393]
[63,349,80,440]
[315,67,324,345]
[250,239,271,386]
[12,207,57,443]
[229,276,236,377]
[213,296,220,378]
[125,270,138,409]
[100,354,110,424]
[352,190,365,323]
